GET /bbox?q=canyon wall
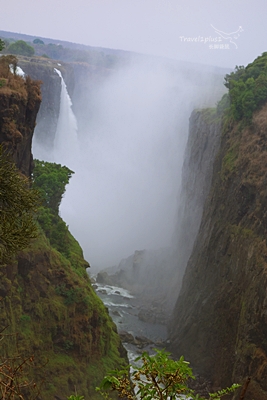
[169,103,267,400]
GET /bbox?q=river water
[94,282,168,363]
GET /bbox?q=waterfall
[53,68,78,168]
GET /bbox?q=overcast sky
[2,0,267,68]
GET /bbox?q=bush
[97,349,240,400]
[224,53,267,122]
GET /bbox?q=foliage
[0,146,40,265]
[0,328,44,400]
[33,38,44,45]
[55,284,84,305]
[32,160,74,214]
[32,160,78,257]
[0,353,40,399]
[7,40,35,57]
[68,395,84,400]
[0,39,5,52]
[97,349,240,400]
[224,52,267,122]
[35,206,70,256]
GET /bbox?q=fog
[33,58,225,270]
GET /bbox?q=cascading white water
[53,68,79,168]
[33,68,79,167]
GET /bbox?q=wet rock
[135,335,154,348]
[96,271,113,285]
[119,330,135,344]
[112,310,121,317]
[97,289,107,295]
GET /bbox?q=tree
[97,349,240,400]
[33,38,44,45]
[8,40,35,57]
[0,146,40,265]
[0,39,5,52]
[32,160,74,256]
[32,160,74,214]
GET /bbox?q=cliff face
[170,108,222,301]
[0,61,127,399]
[169,103,267,399]
[0,71,41,176]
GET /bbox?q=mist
[33,57,225,270]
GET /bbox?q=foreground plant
[96,349,239,400]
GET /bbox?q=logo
[210,25,244,49]
[179,25,244,50]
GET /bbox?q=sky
[1,0,267,68]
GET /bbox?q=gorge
[1,31,267,400]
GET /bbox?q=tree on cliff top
[32,160,74,214]
[8,40,34,57]
[32,160,75,257]
[0,146,39,265]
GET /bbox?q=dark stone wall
[0,75,41,176]
[169,104,267,400]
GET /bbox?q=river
[93,281,168,363]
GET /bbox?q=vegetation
[31,160,82,260]
[7,40,35,57]
[33,38,44,45]
[0,146,39,265]
[32,160,73,214]
[68,395,84,400]
[0,39,5,52]
[0,157,127,398]
[224,52,267,121]
[97,349,240,400]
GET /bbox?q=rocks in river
[119,330,154,348]
[97,289,107,295]
[112,310,121,317]
[135,335,154,348]
[115,290,121,295]
[119,331,136,344]
[96,271,113,285]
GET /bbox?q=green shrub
[224,53,267,122]
[97,349,240,400]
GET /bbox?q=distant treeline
[0,36,120,68]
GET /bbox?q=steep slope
[0,57,41,176]
[169,56,267,399]
[0,57,127,399]
[170,108,222,300]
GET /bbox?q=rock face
[169,103,267,399]
[169,108,222,304]
[0,70,41,176]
